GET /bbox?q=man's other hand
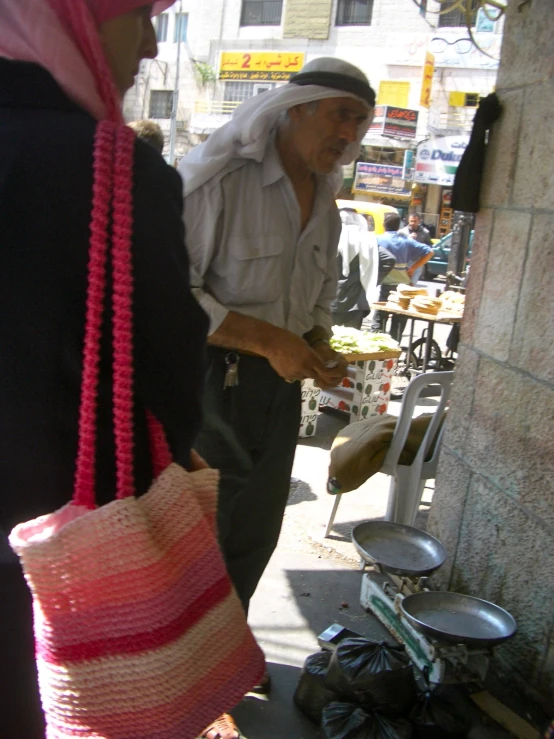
[311,341,348,389]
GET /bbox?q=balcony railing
[429,106,476,134]
[193,100,241,115]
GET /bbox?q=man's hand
[208,312,348,386]
[264,330,330,383]
[311,341,349,389]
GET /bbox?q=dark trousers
[371,284,407,343]
[194,348,301,613]
[0,559,46,738]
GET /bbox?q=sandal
[249,670,272,695]
[198,713,242,739]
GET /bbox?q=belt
[209,345,264,359]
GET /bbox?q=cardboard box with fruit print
[351,356,397,420]
[299,379,321,437]
[320,352,400,424]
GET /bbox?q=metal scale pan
[400,591,517,647]
[352,521,447,577]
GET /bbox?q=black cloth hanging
[451,92,503,213]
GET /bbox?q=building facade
[124,0,503,222]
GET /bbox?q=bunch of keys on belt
[223,352,240,389]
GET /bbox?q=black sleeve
[131,143,209,469]
[377,246,396,284]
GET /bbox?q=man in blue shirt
[372,212,434,341]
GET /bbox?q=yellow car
[335,200,399,235]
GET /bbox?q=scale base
[360,572,490,685]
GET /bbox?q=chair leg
[392,470,426,526]
[385,476,398,522]
[325,493,343,538]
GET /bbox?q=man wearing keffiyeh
[179,57,375,737]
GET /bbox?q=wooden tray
[342,350,402,362]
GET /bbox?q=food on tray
[330,327,399,355]
[437,290,465,315]
[386,285,428,311]
[397,285,428,297]
[410,296,442,316]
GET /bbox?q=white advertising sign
[414,135,469,186]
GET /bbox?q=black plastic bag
[294,651,339,724]
[325,638,417,715]
[410,691,470,738]
[322,702,412,739]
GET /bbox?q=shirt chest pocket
[217,234,284,305]
[303,242,328,309]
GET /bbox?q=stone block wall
[427,0,554,708]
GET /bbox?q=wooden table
[370,302,462,372]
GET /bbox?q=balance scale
[360,567,491,684]
[352,521,517,686]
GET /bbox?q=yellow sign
[420,51,435,108]
[219,52,304,81]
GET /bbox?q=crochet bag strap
[73,121,139,508]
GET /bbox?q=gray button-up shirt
[183,137,341,338]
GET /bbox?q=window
[155,13,168,41]
[336,0,373,26]
[448,91,480,107]
[240,0,283,26]
[377,81,410,108]
[149,90,172,118]
[223,81,275,103]
[437,0,478,28]
[174,13,188,42]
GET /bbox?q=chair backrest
[382,371,454,475]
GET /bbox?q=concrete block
[450,474,554,686]
[513,379,554,527]
[427,449,472,590]
[472,210,532,363]
[480,90,524,209]
[509,214,554,384]
[464,358,554,528]
[496,0,554,90]
[512,82,554,210]
[441,345,480,456]
[461,208,494,345]
[538,636,554,710]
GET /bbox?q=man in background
[128,119,165,155]
[332,208,395,329]
[400,212,433,246]
[372,212,434,342]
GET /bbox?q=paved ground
[214,306,545,738]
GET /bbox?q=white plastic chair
[325,371,454,536]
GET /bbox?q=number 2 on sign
[242,53,251,68]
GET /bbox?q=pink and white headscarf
[0,0,174,122]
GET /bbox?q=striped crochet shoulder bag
[9,120,264,739]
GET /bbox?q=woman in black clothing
[0,2,208,735]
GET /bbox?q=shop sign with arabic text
[353,163,411,197]
[368,105,419,140]
[219,52,304,80]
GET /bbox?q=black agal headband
[289,70,376,108]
